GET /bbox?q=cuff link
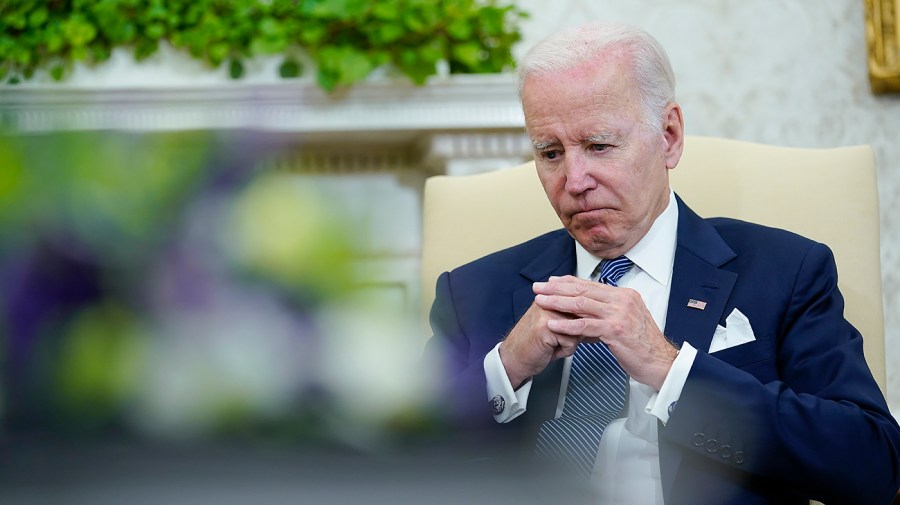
[490,395,506,415]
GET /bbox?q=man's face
[522,52,683,259]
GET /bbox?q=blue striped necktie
[535,255,633,476]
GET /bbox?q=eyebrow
[532,133,619,150]
[584,133,617,143]
[532,140,556,150]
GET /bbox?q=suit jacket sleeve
[425,270,497,427]
[661,242,900,504]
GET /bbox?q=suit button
[692,433,705,446]
[719,445,733,459]
[733,451,745,465]
[705,439,719,453]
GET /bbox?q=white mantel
[1,74,532,176]
[1,74,534,321]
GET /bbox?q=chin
[571,229,621,255]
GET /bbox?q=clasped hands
[498,275,678,391]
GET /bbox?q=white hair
[517,22,677,130]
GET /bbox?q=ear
[662,103,684,170]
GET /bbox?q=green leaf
[229,59,245,79]
[62,15,98,46]
[450,41,483,69]
[145,22,166,40]
[373,23,404,44]
[372,2,399,20]
[259,17,282,36]
[279,58,302,78]
[479,6,505,36]
[316,45,375,89]
[208,42,229,65]
[50,64,66,81]
[299,24,327,45]
[418,39,445,64]
[71,46,89,61]
[92,45,112,63]
[44,31,65,52]
[307,0,370,20]
[12,47,32,65]
[316,68,338,91]
[396,48,436,84]
[119,23,138,43]
[133,38,159,60]
[402,11,425,32]
[447,19,473,41]
[250,34,287,55]
[28,8,49,28]
[6,12,27,30]
[0,0,527,92]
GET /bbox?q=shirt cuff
[484,342,531,423]
[645,341,697,425]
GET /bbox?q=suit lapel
[666,249,737,352]
[512,231,576,320]
[660,196,738,500]
[511,231,575,423]
[665,196,738,348]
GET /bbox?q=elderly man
[427,22,900,504]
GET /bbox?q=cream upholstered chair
[420,135,886,394]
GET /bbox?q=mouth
[570,208,613,220]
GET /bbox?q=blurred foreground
[0,130,427,443]
[0,437,594,505]
[0,130,595,503]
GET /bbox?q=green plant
[0,0,527,91]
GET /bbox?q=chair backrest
[420,135,886,393]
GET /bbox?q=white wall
[510,0,900,414]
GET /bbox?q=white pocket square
[709,308,756,354]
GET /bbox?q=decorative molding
[268,149,422,174]
[424,132,532,160]
[421,132,532,175]
[0,74,525,134]
[866,0,900,94]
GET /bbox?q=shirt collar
[575,190,678,286]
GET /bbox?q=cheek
[539,172,565,201]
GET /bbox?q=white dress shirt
[484,190,698,504]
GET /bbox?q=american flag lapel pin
[687,299,707,310]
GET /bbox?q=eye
[541,150,562,160]
[590,143,612,153]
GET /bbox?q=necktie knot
[595,256,633,286]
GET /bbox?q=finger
[547,275,583,283]
[547,317,603,338]
[551,333,584,358]
[534,278,612,298]
[534,293,606,318]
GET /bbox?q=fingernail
[533,282,546,289]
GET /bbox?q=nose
[563,152,598,195]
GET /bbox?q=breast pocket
[710,336,776,373]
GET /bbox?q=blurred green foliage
[0,0,527,91]
[0,131,366,437]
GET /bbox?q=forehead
[521,57,642,143]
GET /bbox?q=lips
[570,208,613,220]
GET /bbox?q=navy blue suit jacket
[428,196,900,504]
